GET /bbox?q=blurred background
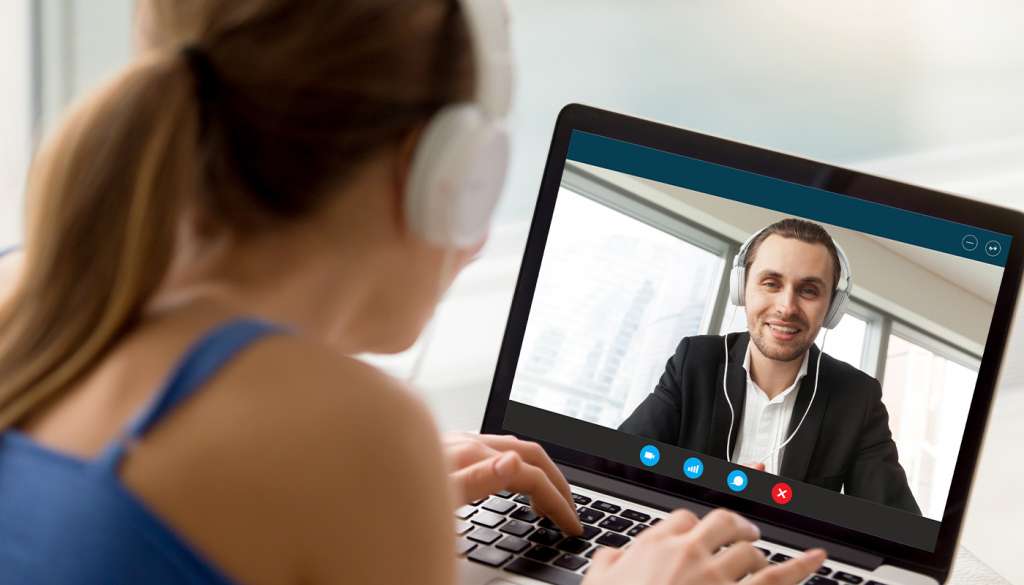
[0,0,1021,580]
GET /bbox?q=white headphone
[722,223,851,466]
[404,0,513,248]
[729,225,853,329]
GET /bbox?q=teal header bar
[566,130,1011,267]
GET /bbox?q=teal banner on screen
[566,130,1011,267]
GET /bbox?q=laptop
[454,104,1024,585]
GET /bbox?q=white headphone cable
[723,315,828,466]
[754,328,827,467]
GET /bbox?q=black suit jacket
[619,332,920,515]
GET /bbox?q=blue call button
[639,444,660,467]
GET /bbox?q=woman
[0,1,825,583]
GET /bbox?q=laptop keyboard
[455,488,896,585]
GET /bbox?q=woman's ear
[393,125,426,205]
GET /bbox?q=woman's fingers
[442,434,498,470]
[450,450,519,504]
[712,542,769,581]
[683,509,760,553]
[469,434,574,509]
[449,451,582,536]
[748,549,827,585]
[636,508,700,541]
[498,456,582,535]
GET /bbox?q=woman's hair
[0,0,475,430]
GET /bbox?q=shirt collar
[743,341,810,401]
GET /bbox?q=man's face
[745,235,834,362]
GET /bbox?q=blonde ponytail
[0,51,199,430]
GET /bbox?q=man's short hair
[745,218,842,299]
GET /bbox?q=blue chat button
[726,469,749,492]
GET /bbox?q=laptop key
[455,537,476,556]
[505,557,583,585]
[572,493,592,505]
[595,532,630,548]
[482,497,517,515]
[511,506,541,523]
[557,537,590,554]
[598,516,633,532]
[471,510,506,528]
[528,527,563,546]
[538,517,559,530]
[806,577,839,585]
[554,553,588,571]
[865,581,891,585]
[467,545,513,567]
[817,566,833,575]
[620,509,651,523]
[585,545,604,558]
[467,527,501,545]
[626,523,649,537]
[499,519,534,537]
[755,546,771,556]
[833,572,864,583]
[455,520,473,535]
[524,545,561,563]
[770,553,792,563]
[591,500,621,514]
[496,535,531,554]
[455,505,477,520]
[514,494,532,505]
[579,524,601,540]
[495,489,514,498]
[577,507,605,524]
[649,517,662,525]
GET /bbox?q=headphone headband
[403,0,512,248]
[459,0,513,118]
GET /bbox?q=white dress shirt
[731,345,809,475]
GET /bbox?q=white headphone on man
[404,0,513,249]
[729,225,853,329]
[722,223,853,465]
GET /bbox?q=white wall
[0,0,32,248]
[36,0,134,138]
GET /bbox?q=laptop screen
[498,127,1012,553]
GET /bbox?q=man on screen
[619,218,921,515]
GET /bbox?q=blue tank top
[0,318,285,585]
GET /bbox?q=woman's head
[0,0,501,429]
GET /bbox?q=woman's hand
[442,432,582,536]
[583,508,826,585]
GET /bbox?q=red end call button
[771,482,793,505]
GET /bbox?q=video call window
[510,160,999,524]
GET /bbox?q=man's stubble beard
[749,323,815,363]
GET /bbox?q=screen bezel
[480,103,1024,577]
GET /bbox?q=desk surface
[951,547,1011,584]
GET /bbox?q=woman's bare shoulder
[132,333,456,585]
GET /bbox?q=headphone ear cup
[729,265,746,306]
[405,104,508,248]
[823,288,850,329]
